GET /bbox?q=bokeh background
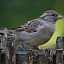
[0,0,64,49]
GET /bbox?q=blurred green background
[0,0,64,49]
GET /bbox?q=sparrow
[9,10,62,49]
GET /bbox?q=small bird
[9,10,62,49]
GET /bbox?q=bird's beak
[56,15,63,20]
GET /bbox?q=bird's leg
[33,46,40,50]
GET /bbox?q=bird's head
[39,10,62,23]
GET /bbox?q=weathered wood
[56,49,63,64]
[6,35,16,64]
[0,49,1,64]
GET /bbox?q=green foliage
[0,0,64,29]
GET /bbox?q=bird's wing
[23,19,44,32]
[10,19,44,33]
[27,19,43,28]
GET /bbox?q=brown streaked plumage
[9,10,62,49]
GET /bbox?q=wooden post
[56,49,63,64]
[0,49,1,64]
[53,51,56,64]
[0,28,8,64]
[6,35,16,64]
[0,33,5,64]
[45,48,53,64]
[56,37,64,50]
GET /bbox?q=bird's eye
[52,14,55,16]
